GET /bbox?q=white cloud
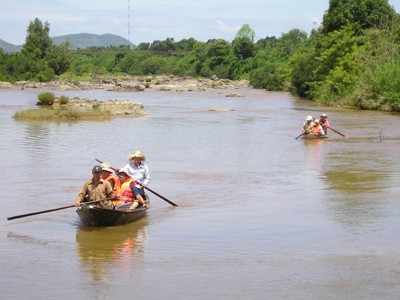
[213,20,241,35]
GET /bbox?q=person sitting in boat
[101,162,120,195]
[311,119,325,136]
[302,115,314,135]
[319,113,330,135]
[122,150,150,198]
[75,165,115,208]
[115,168,148,210]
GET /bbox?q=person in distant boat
[311,119,325,136]
[319,113,330,135]
[122,150,150,198]
[101,162,120,195]
[75,165,115,208]
[302,115,314,135]
[115,168,148,210]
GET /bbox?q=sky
[1,0,399,46]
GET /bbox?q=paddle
[328,127,346,137]
[95,159,179,207]
[295,132,305,140]
[140,185,178,207]
[295,128,311,140]
[7,197,116,221]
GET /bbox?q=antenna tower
[128,0,130,49]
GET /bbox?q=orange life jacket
[104,174,120,195]
[116,178,136,205]
[312,123,324,135]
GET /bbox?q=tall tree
[235,24,255,42]
[21,18,53,60]
[322,0,396,34]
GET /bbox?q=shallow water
[1,87,399,299]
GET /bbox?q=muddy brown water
[1,87,399,299]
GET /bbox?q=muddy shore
[1,75,252,116]
[0,75,250,93]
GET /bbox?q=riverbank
[0,75,250,93]
[2,76,251,119]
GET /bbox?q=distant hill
[0,39,22,53]
[52,33,133,50]
[0,33,133,53]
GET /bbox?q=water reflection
[302,138,328,147]
[322,143,394,232]
[20,122,52,157]
[76,220,148,282]
[323,149,390,194]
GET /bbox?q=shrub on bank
[59,95,69,105]
[37,92,55,106]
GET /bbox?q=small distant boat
[301,134,328,140]
[76,202,148,227]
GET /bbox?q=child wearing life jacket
[311,119,325,136]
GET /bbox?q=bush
[59,95,69,105]
[37,92,55,106]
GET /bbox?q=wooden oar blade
[295,133,304,140]
[7,197,117,221]
[329,127,346,137]
[7,204,75,220]
[144,186,179,207]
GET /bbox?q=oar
[95,158,179,207]
[329,127,346,137]
[295,128,311,140]
[141,185,178,207]
[7,197,116,221]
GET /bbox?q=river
[1,86,399,300]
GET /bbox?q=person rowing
[301,115,314,136]
[319,113,330,135]
[311,119,325,136]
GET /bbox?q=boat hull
[301,134,328,140]
[76,204,148,227]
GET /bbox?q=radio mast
[128,0,131,49]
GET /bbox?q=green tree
[232,37,254,60]
[21,18,53,60]
[205,39,230,68]
[150,38,176,53]
[279,29,308,56]
[6,18,71,81]
[322,0,396,34]
[140,56,165,75]
[47,42,71,75]
[175,38,197,52]
[137,42,150,51]
[249,30,307,91]
[235,24,255,42]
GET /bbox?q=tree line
[1,0,400,112]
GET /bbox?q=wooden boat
[301,134,328,140]
[76,203,148,227]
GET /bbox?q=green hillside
[0,33,133,52]
[52,33,133,49]
[0,39,22,53]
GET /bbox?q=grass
[59,72,96,82]
[13,108,113,121]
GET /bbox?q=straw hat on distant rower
[128,150,146,161]
[101,162,114,173]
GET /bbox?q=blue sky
[1,0,399,46]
